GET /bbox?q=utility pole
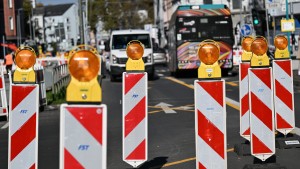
[79,0,84,44]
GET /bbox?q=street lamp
[17,8,23,47]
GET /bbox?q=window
[9,17,14,30]
[8,0,12,8]
[203,0,212,4]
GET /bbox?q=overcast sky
[36,0,77,5]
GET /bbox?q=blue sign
[240,24,252,36]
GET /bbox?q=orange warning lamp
[66,45,102,103]
[250,36,270,67]
[13,46,36,83]
[197,40,221,79]
[274,35,289,59]
[241,36,254,61]
[126,40,145,71]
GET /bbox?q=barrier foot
[243,156,286,169]
[275,133,300,149]
[234,141,251,156]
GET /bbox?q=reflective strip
[273,62,293,94]
[124,74,146,117]
[64,109,102,168]
[251,114,274,153]
[197,136,225,169]
[275,97,294,128]
[10,86,38,135]
[249,70,273,111]
[241,111,250,135]
[10,139,36,169]
[195,82,224,133]
[124,119,146,159]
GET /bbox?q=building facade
[33,3,79,52]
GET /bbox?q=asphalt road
[0,65,299,169]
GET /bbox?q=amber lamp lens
[274,36,288,50]
[242,37,254,52]
[69,50,100,82]
[126,42,144,60]
[198,44,219,65]
[251,38,268,56]
[15,49,36,69]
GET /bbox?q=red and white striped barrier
[249,68,275,161]
[0,66,7,117]
[239,62,251,141]
[8,84,39,169]
[194,80,227,169]
[122,72,148,168]
[273,60,295,135]
[60,104,107,169]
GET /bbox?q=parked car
[153,47,167,65]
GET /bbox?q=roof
[111,29,150,35]
[33,7,45,15]
[44,3,74,16]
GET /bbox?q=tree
[89,0,154,31]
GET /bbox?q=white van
[108,29,154,81]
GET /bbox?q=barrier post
[234,36,254,156]
[123,41,148,168]
[249,37,276,162]
[0,66,8,118]
[194,40,227,168]
[8,46,39,169]
[272,35,300,149]
[60,45,107,169]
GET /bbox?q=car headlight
[147,54,152,63]
[112,54,117,64]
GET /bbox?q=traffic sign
[240,24,252,36]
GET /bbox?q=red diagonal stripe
[240,62,250,80]
[126,139,146,160]
[251,69,271,89]
[125,97,146,137]
[0,77,3,88]
[29,164,35,169]
[67,107,103,144]
[197,110,225,159]
[125,73,145,94]
[243,128,250,136]
[252,134,272,154]
[64,148,84,169]
[276,113,293,129]
[275,60,291,77]
[250,92,273,131]
[275,80,293,110]
[197,81,223,106]
[241,93,249,116]
[199,162,206,169]
[11,114,36,161]
[11,86,36,110]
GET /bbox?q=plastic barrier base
[275,134,300,149]
[234,142,251,156]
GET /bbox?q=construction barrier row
[5,37,299,169]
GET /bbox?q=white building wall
[44,4,79,51]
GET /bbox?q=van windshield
[112,34,151,49]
